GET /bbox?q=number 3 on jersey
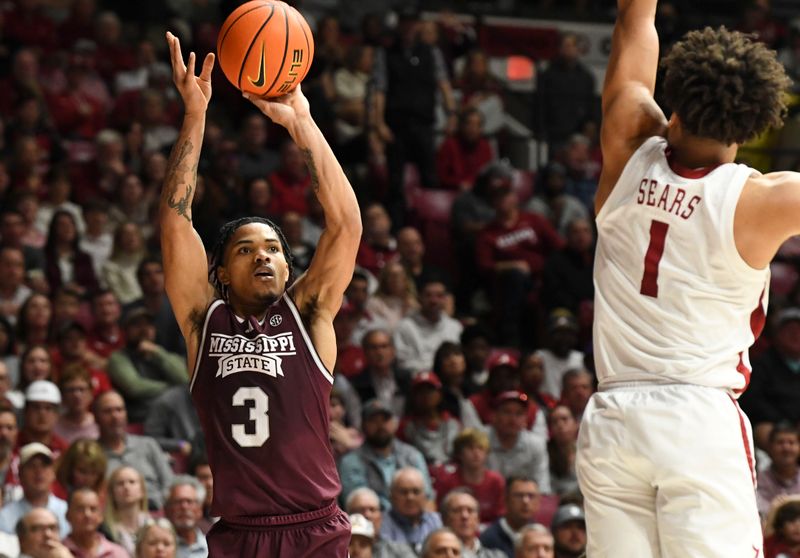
[641,220,669,298]
[231,387,270,447]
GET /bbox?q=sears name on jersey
[208,332,297,379]
[637,178,702,220]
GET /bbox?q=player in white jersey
[576,1,798,557]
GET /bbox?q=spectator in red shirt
[44,210,100,296]
[92,11,136,83]
[49,322,110,398]
[333,302,365,378]
[87,290,125,361]
[764,498,800,558]
[357,203,398,276]
[45,62,106,140]
[436,108,495,191]
[476,185,564,347]
[469,352,520,426]
[55,366,100,445]
[519,352,558,411]
[18,381,69,458]
[58,0,99,49]
[434,428,505,525]
[269,141,312,215]
[0,407,20,503]
[4,1,56,53]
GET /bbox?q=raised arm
[595,0,668,214]
[160,32,216,371]
[246,87,362,371]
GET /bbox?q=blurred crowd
[0,0,798,557]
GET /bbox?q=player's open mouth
[254,266,275,279]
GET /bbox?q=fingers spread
[200,53,215,81]
[187,52,197,83]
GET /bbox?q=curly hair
[661,26,791,145]
[208,216,294,301]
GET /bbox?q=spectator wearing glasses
[380,468,442,552]
[480,476,541,558]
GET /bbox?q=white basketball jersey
[593,136,769,393]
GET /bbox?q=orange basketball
[217,0,314,98]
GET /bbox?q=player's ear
[217,265,230,286]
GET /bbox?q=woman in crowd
[433,342,483,430]
[0,318,18,388]
[103,465,151,555]
[547,404,579,497]
[54,438,107,501]
[15,293,52,350]
[43,209,99,295]
[101,221,145,305]
[7,343,53,407]
[135,519,177,558]
[365,261,419,333]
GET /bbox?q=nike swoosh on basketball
[249,42,266,87]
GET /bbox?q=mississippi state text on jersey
[190,293,341,518]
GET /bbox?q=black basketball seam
[293,6,312,84]
[218,2,268,62]
[237,3,277,90]
[264,2,290,95]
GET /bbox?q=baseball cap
[551,504,586,529]
[548,308,578,332]
[493,390,529,408]
[411,372,442,390]
[122,306,155,327]
[19,443,54,468]
[487,352,519,373]
[777,307,800,327]
[349,513,375,539]
[25,380,61,405]
[361,399,393,421]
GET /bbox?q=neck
[666,127,738,168]
[461,464,484,483]
[178,527,196,544]
[103,434,125,453]
[370,365,392,377]
[117,505,140,528]
[370,442,393,457]
[496,431,519,449]
[773,461,799,479]
[25,490,48,507]
[143,293,162,309]
[25,431,51,445]
[230,298,271,321]
[499,208,518,225]
[71,531,97,550]
[506,515,527,531]
[421,310,440,324]
[64,408,89,422]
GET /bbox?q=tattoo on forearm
[162,139,198,223]
[301,148,320,194]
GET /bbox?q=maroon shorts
[207,501,351,558]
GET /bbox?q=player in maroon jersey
[159,33,362,557]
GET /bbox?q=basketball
[216,0,314,97]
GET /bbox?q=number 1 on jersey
[641,220,669,298]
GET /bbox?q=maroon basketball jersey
[190,294,341,518]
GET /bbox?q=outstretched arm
[160,32,216,374]
[246,87,362,371]
[595,0,668,214]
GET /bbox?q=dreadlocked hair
[208,216,295,301]
[661,26,791,146]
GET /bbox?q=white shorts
[576,383,762,558]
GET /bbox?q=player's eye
[239,247,251,254]
[269,246,278,253]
